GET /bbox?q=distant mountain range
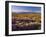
[12,12,41,14]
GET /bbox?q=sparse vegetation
[12,12,41,31]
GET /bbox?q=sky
[11,5,41,13]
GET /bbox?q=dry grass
[12,13,41,22]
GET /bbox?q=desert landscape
[12,12,41,31]
[12,5,41,31]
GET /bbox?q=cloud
[34,11,41,13]
[12,10,41,13]
[12,10,32,13]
